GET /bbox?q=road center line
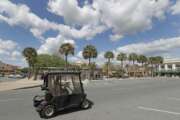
[138,106,180,115]
[0,98,24,102]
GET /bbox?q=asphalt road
[1,78,180,120]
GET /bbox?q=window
[161,65,165,69]
[168,65,172,69]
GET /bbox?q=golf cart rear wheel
[40,105,55,118]
[81,99,91,109]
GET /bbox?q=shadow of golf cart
[33,71,93,118]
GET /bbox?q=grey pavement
[1,78,180,120]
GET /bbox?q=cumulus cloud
[110,34,124,41]
[0,0,173,42]
[95,0,169,36]
[0,39,18,55]
[171,0,180,15]
[0,0,57,40]
[48,0,100,26]
[0,0,105,41]
[116,36,180,56]
[0,38,25,66]
[48,0,170,40]
[58,24,106,40]
[38,35,75,55]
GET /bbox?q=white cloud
[48,0,170,41]
[0,0,172,42]
[0,0,105,41]
[110,34,123,41]
[38,35,75,55]
[171,0,180,15]
[48,0,100,26]
[94,0,169,37]
[0,0,57,40]
[57,24,106,40]
[115,36,180,56]
[0,39,18,55]
[0,38,25,66]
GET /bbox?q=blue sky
[0,0,180,66]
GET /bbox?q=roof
[45,71,81,75]
[164,58,180,64]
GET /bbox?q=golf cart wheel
[40,105,55,118]
[81,99,91,109]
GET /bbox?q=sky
[0,0,180,67]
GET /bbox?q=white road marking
[168,97,180,101]
[0,98,24,102]
[138,106,180,115]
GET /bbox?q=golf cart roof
[45,71,81,76]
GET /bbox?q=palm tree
[104,51,114,77]
[148,56,163,76]
[154,56,163,76]
[117,53,127,68]
[148,56,156,77]
[128,53,138,65]
[82,45,97,80]
[155,56,163,65]
[137,55,147,66]
[22,47,37,78]
[59,43,74,68]
[82,45,97,65]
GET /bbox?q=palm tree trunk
[27,62,30,79]
[107,58,110,78]
[65,55,68,69]
[88,57,91,80]
[121,60,123,68]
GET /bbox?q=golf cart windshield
[44,72,83,96]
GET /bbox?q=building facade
[0,61,19,75]
[158,59,180,77]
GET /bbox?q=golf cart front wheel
[40,105,55,118]
[81,99,91,109]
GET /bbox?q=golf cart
[33,71,91,118]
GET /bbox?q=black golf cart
[33,71,91,118]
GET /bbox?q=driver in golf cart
[33,71,92,118]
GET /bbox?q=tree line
[22,43,163,78]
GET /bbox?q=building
[127,65,152,77]
[0,61,19,75]
[158,59,180,77]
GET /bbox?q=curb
[13,85,41,90]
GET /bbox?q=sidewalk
[0,78,42,92]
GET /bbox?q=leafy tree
[82,45,98,65]
[59,43,74,68]
[128,53,138,65]
[35,54,66,68]
[104,51,114,77]
[117,53,127,67]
